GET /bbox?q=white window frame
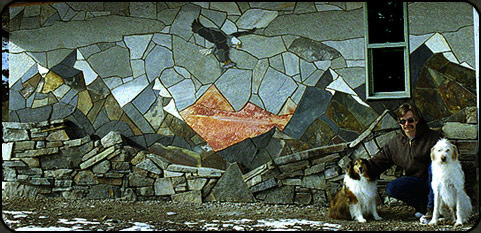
[364,2,411,100]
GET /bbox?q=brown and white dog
[428,138,472,226]
[328,158,382,222]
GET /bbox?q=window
[364,2,410,99]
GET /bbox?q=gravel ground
[1,197,479,231]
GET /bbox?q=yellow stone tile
[32,98,49,108]
[77,90,93,115]
[42,71,64,94]
[104,95,123,121]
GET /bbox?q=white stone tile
[37,64,50,78]
[9,53,36,87]
[346,60,365,68]
[163,99,183,120]
[460,61,474,69]
[409,33,433,53]
[73,60,98,85]
[425,33,451,53]
[326,75,356,96]
[112,75,149,107]
[442,52,459,64]
[153,78,172,98]
[2,143,14,161]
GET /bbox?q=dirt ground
[1,197,479,231]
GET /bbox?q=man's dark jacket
[366,119,442,179]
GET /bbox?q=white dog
[429,138,472,226]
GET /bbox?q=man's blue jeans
[385,164,434,213]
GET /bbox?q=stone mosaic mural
[7,2,477,175]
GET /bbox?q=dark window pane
[368,2,404,43]
[371,48,405,92]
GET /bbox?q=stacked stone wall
[3,106,477,206]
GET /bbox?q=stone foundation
[3,108,477,206]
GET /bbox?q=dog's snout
[440,156,446,162]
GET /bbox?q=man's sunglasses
[399,118,415,125]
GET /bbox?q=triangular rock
[206,162,255,203]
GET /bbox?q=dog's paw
[357,218,367,223]
[374,216,383,221]
[428,220,438,226]
[454,221,464,227]
[419,216,429,225]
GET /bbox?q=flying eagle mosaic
[191,19,256,69]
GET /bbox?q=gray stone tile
[264,8,363,41]
[172,35,221,85]
[16,105,52,122]
[88,46,132,78]
[258,67,297,114]
[215,68,252,111]
[152,33,172,49]
[238,35,286,59]
[145,45,174,82]
[237,9,278,29]
[129,2,156,19]
[10,15,165,53]
[124,34,153,59]
[201,8,226,27]
[282,52,300,76]
[96,120,134,139]
[170,4,201,41]
[168,79,196,111]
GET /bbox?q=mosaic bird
[191,19,256,69]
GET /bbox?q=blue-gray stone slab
[51,102,76,121]
[132,83,156,114]
[217,139,258,171]
[9,89,25,111]
[283,86,332,139]
[16,105,52,122]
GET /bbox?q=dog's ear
[430,146,435,161]
[452,144,459,161]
